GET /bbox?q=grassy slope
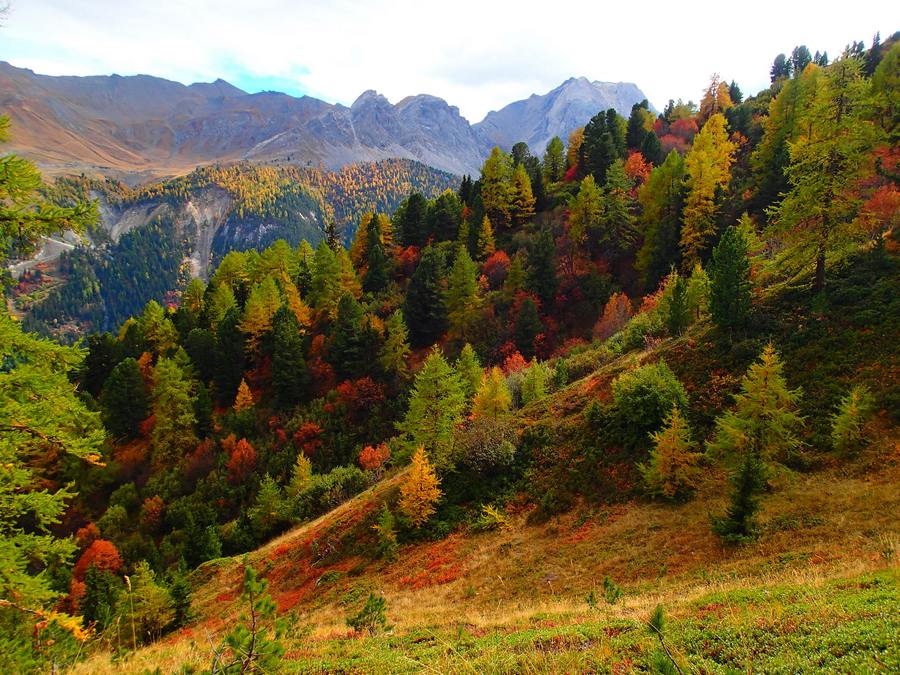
[75,251,900,673]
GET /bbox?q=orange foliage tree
[399,447,442,527]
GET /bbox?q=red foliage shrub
[670,117,698,143]
[358,443,391,473]
[293,422,323,457]
[502,351,528,374]
[660,134,690,156]
[394,245,420,277]
[564,164,580,182]
[184,438,217,483]
[624,151,651,185]
[140,495,165,531]
[75,523,99,550]
[73,539,123,581]
[482,250,510,289]
[227,438,257,484]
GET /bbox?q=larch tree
[480,147,514,229]
[568,174,603,247]
[455,343,483,404]
[639,406,702,500]
[378,309,412,381]
[151,357,198,470]
[476,215,496,261]
[472,367,512,419]
[310,240,342,320]
[239,277,281,352]
[399,447,442,527]
[510,163,536,226]
[445,246,482,344]
[542,136,566,183]
[768,57,881,291]
[395,348,466,470]
[680,113,736,268]
[233,378,255,413]
[707,344,804,464]
[635,150,686,291]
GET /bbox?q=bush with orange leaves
[72,539,122,581]
[358,443,391,475]
[593,292,633,340]
[226,437,257,484]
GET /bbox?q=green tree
[542,136,566,183]
[707,344,804,464]
[768,57,880,291]
[520,359,550,405]
[600,160,638,259]
[708,225,751,335]
[514,297,543,359]
[248,474,287,538]
[527,228,558,306]
[379,310,412,381]
[396,348,466,470]
[480,147,514,229]
[455,343,483,404]
[639,407,702,500]
[568,174,603,246]
[82,566,120,630]
[635,151,686,291]
[101,357,148,440]
[397,192,429,247]
[310,240,342,319]
[475,215,496,261]
[626,100,650,150]
[271,305,308,410]
[363,212,389,293]
[712,448,767,543]
[510,163,536,226]
[680,113,736,267]
[665,272,690,336]
[151,358,198,470]
[830,385,875,453]
[403,245,447,347]
[214,307,246,405]
[581,108,625,185]
[426,191,464,242]
[445,246,482,344]
[329,294,379,381]
[472,367,512,419]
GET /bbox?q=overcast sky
[1,1,894,121]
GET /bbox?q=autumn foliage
[399,447,442,527]
[72,539,123,581]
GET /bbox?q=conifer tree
[208,283,238,327]
[480,147,514,229]
[528,228,558,306]
[310,240,342,319]
[685,264,710,321]
[455,343,483,403]
[600,160,638,259]
[472,367,512,419]
[707,344,804,463]
[101,357,148,440]
[514,297,543,359]
[349,212,372,268]
[399,447,442,527]
[504,252,526,298]
[520,359,550,405]
[234,378,255,413]
[397,192,428,247]
[445,246,482,344]
[378,310,412,381]
[708,225,751,335]
[639,407,702,500]
[830,385,874,453]
[239,277,281,352]
[680,113,736,267]
[640,128,663,166]
[329,294,379,380]
[396,348,466,470]
[542,136,565,183]
[626,101,649,150]
[403,245,447,347]
[151,358,198,470]
[426,191,464,242]
[214,307,246,405]
[510,163,536,226]
[271,306,308,410]
[712,448,767,543]
[666,272,690,336]
[568,174,603,246]
[635,151,685,291]
[287,453,313,498]
[476,215,496,261]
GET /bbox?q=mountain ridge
[0,62,650,177]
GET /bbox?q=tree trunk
[814,249,826,292]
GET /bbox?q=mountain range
[0,61,649,177]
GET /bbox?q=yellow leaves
[0,599,91,642]
[399,447,442,527]
[472,367,512,420]
[234,378,254,413]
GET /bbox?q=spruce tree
[542,136,565,183]
[711,449,767,543]
[514,297,543,359]
[362,214,390,293]
[666,273,690,336]
[445,246,481,344]
[403,245,447,347]
[329,294,378,380]
[101,357,148,440]
[215,307,246,405]
[398,192,428,247]
[271,305,308,410]
[635,151,685,291]
[708,225,751,336]
[600,160,638,259]
[151,358,198,470]
[527,228,558,306]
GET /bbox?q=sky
[1,0,894,122]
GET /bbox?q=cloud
[1,0,892,121]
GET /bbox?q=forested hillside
[1,34,898,674]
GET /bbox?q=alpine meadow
[1,3,898,673]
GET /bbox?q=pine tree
[214,307,246,405]
[680,113,736,268]
[445,246,482,344]
[399,447,442,527]
[329,294,380,380]
[395,348,466,470]
[707,344,804,463]
[151,358,198,470]
[397,192,428,247]
[476,215,496,261]
[101,357,148,439]
[600,160,638,259]
[271,306,308,410]
[472,367,512,419]
[542,136,566,183]
[708,225,751,335]
[310,240,342,320]
[378,310,412,381]
[639,407,702,500]
[403,245,447,348]
[455,343,483,403]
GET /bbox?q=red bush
[227,438,257,484]
[73,539,122,581]
[358,443,391,473]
